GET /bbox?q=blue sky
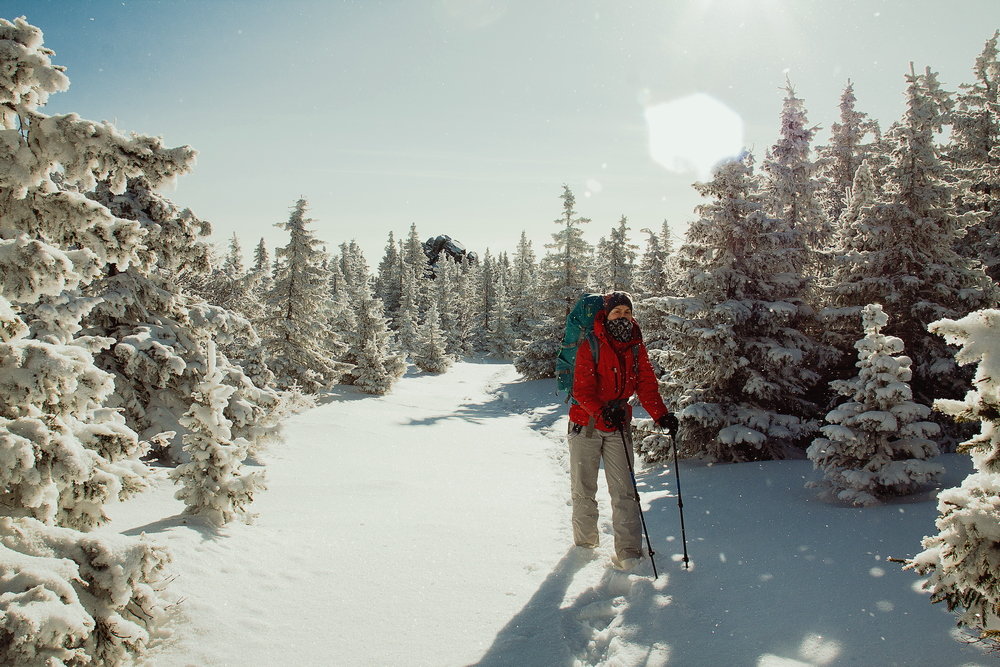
[4,0,998,261]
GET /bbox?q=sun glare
[644,92,744,179]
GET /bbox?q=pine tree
[170,342,265,525]
[375,231,403,321]
[395,259,421,359]
[828,65,997,411]
[807,304,942,506]
[454,257,480,355]
[509,230,538,340]
[260,199,347,392]
[486,272,518,359]
[908,308,1000,647]
[949,31,1000,282]
[761,82,831,278]
[403,222,430,281]
[476,250,497,351]
[341,282,406,394]
[636,221,675,299]
[816,81,882,223]
[642,154,821,462]
[337,241,405,393]
[542,185,593,315]
[413,300,452,373]
[86,178,280,461]
[515,186,592,380]
[593,215,638,293]
[433,256,464,356]
[0,18,177,664]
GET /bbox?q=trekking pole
[618,424,659,579]
[668,424,691,570]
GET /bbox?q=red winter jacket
[569,313,668,432]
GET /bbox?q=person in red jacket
[568,291,677,570]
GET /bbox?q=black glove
[600,402,628,429]
[657,413,679,435]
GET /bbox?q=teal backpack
[555,293,605,400]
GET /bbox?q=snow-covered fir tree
[475,250,498,351]
[335,240,405,393]
[636,220,675,299]
[432,256,465,356]
[909,308,1000,647]
[815,80,882,224]
[260,199,348,392]
[486,272,518,358]
[593,215,638,293]
[455,257,480,355]
[0,18,178,664]
[508,230,538,340]
[375,230,403,321]
[170,341,266,525]
[761,82,831,278]
[819,159,883,369]
[828,65,997,412]
[340,279,406,394]
[402,222,430,281]
[542,184,593,315]
[515,185,592,380]
[86,178,281,461]
[642,153,821,462]
[949,31,1000,282]
[412,300,452,373]
[339,239,372,292]
[807,304,942,506]
[395,259,421,359]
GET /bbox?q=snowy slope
[102,360,991,666]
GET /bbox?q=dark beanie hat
[604,291,633,313]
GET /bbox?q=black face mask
[606,317,633,342]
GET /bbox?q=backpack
[555,293,605,400]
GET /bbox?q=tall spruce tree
[413,299,452,373]
[949,31,1000,282]
[375,231,403,322]
[816,81,882,224]
[509,230,538,340]
[395,259,421,359]
[761,82,831,279]
[515,186,592,380]
[636,221,675,299]
[593,215,638,292]
[260,199,347,392]
[643,154,820,462]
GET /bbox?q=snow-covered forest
[2,15,1000,665]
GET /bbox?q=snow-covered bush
[0,516,172,666]
[907,309,1000,647]
[170,343,266,526]
[807,304,942,505]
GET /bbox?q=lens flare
[644,93,744,179]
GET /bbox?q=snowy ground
[103,360,992,666]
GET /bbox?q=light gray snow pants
[567,422,642,562]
